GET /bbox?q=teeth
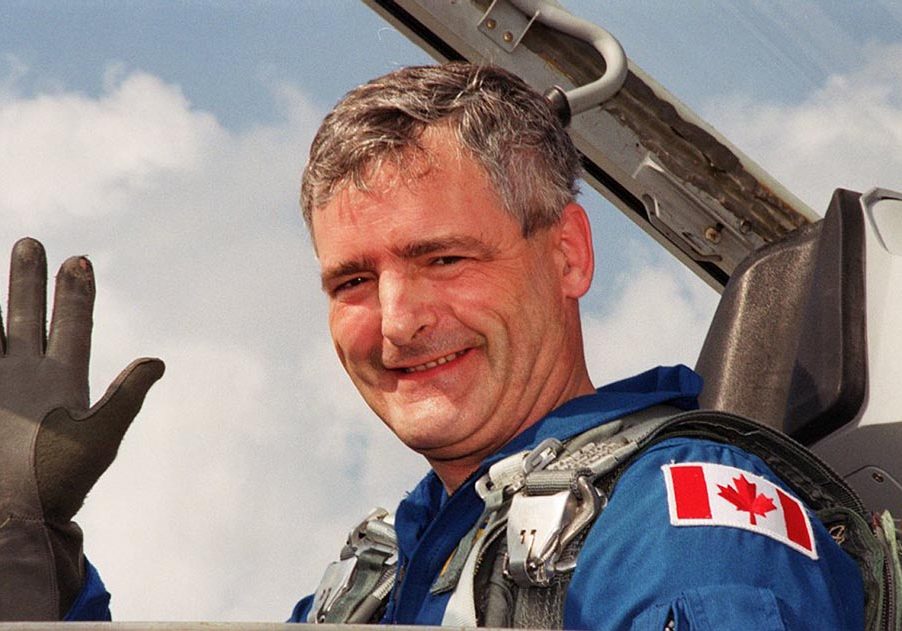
[404,350,466,373]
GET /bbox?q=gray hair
[301,62,581,236]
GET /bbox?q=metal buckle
[506,489,570,585]
[309,557,358,622]
[505,475,601,586]
[346,507,397,558]
[523,438,563,474]
[475,438,563,508]
[308,507,397,622]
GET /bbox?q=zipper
[882,552,894,631]
[877,515,896,631]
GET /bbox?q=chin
[389,419,453,451]
[385,412,467,452]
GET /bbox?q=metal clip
[308,557,358,622]
[553,477,603,572]
[475,438,563,507]
[505,475,602,586]
[345,507,397,558]
[309,507,398,622]
[523,437,563,474]
[506,489,570,585]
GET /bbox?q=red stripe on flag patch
[669,464,712,519]
[777,487,813,552]
[662,462,818,559]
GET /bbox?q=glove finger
[46,256,95,383]
[35,357,165,520]
[6,237,47,356]
[86,357,165,430]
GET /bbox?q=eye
[331,276,370,295]
[431,255,465,266]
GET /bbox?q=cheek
[450,267,524,308]
[451,267,561,351]
[454,274,547,334]
[329,303,382,363]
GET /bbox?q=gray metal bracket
[478,0,538,52]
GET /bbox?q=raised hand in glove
[0,238,164,620]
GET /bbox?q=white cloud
[705,42,902,212]
[582,252,719,386]
[0,69,221,230]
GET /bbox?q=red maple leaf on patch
[717,475,776,525]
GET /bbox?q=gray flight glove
[0,238,164,620]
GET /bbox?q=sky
[2,0,902,622]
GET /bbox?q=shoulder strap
[307,508,398,624]
[445,406,679,628]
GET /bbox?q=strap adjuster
[505,475,601,586]
[309,557,358,622]
[308,507,397,622]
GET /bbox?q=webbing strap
[437,406,679,617]
[320,549,392,623]
[549,405,681,479]
[440,527,487,626]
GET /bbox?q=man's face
[313,129,591,471]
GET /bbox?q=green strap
[322,549,393,623]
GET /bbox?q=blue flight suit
[292,365,863,629]
[72,366,863,628]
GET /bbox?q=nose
[379,271,436,346]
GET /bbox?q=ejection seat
[695,187,902,514]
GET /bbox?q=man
[287,62,864,629]
[1,63,864,627]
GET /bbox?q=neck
[432,363,595,494]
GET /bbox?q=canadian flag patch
[662,462,817,559]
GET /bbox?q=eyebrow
[320,235,498,290]
[394,235,498,260]
[320,255,377,290]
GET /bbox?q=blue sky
[2,0,901,621]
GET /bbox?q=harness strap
[643,409,866,514]
[442,406,678,627]
[307,508,397,624]
[507,406,679,589]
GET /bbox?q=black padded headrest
[696,189,867,444]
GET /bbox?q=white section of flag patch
[662,462,818,559]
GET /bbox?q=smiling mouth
[403,350,469,373]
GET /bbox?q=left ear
[554,202,594,298]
